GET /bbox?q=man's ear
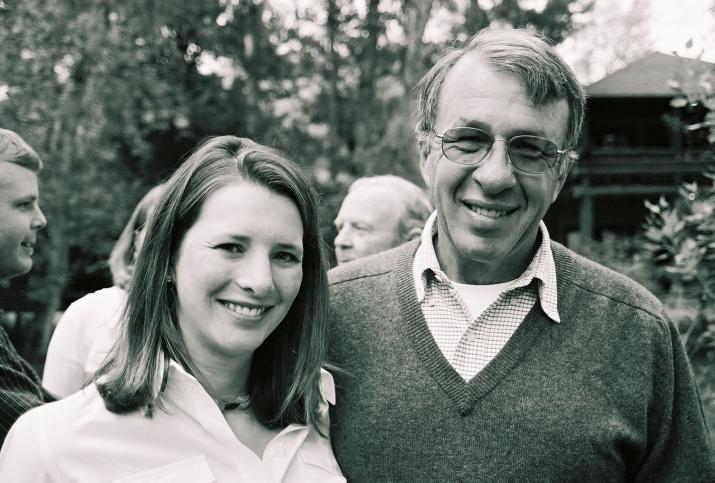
[419,145,434,189]
[405,226,423,242]
[551,151,575,204]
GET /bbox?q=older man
[334,175,431,265]
[328,28,714,481]
[0,128,48,445]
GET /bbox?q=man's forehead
[436,53,569,144]
[338,186,404,220]
[0,161,39,190]
[347,185,405,208]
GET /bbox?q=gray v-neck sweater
[328,240,714,482]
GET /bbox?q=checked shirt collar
[413,212,560,323]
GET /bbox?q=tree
[0,0,222,358]
[556,0,651,84]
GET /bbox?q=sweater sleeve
[635,317,715,481]
[0,326,45,448]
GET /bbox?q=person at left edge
[43,184,164,398]
[0,128,50,447]
[0,135,345,482]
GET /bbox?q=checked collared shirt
[413,213,560,381]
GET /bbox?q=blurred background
[1,0,713,432]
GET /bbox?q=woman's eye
[274,251,301,264]
[216,243,244,254]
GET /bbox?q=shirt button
[467,331,477,343]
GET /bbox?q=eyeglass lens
[441,127,558,173]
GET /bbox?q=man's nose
[234,252,275,297]
[32,205,47,230]
[472,137,517,194]
[334,227,353,248]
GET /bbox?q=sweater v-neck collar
[394,242,552,416]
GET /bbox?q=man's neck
[434,231,540,285]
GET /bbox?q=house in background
[546,51,714,245]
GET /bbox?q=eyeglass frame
[432,126,572,175]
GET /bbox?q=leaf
[671,96,688,108]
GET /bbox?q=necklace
[217,393,251,412]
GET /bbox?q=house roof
[586,52,715,98]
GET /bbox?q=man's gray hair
[349,175,432,239]
[0,128,43,171]
[414,27,586,177]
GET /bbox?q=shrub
[641,171,715,434]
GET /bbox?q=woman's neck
[191,351,252,401]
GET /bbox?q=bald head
[334,176,432,265]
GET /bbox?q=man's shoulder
[551,241,666,318]
[328,241,417,287]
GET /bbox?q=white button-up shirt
[0,361,344,483]
[43,286,126,398]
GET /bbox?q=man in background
[334,175,431,265]
[328,28,714,481]
[0,128,49,445]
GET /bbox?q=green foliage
[642,176,715,358]
[573,232,661,295]
[670,57,715,146]
[653,54,715,359]
[641,175,715,435]
[643,59,715,431]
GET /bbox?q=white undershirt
[451,280,514,320]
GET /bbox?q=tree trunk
[359,0,433,182]
[325,0,341,159]
[402,0,433,92]
[352,0,381,154]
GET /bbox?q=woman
[0,136,344,482]
[42,184,163,398]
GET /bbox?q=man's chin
[336,254,356,265]
[0,262,32,281]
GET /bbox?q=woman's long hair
[94,136,330,430]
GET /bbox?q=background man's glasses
[434,127,569,174]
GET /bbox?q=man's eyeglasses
[433,127,569,174]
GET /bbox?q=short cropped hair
[348,175,432,239]
[108,184,164,289]
[0,128,43,171]
[96,136,329,432]
[415,28,586,176]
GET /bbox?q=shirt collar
[413,211,560,323]
[161,359,334,401]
